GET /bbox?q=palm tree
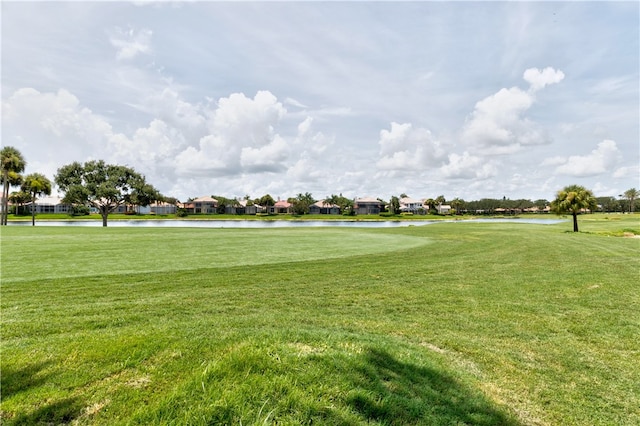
[450,198,464,215]
[424,198,435,214]
[8,191,31,215]
[22,173,52,226]
[623,188,639,213]
[1,146,26,225]
[551,185,597,232]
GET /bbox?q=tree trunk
[101,207,109,227]
[572,212,579,232]
[1,171,8,225]
[31,196,36,226]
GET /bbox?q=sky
[2,1,638,203]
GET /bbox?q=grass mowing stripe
[1,216,638,425]
[1,227,432,283]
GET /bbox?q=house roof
[311,200,339,208]
[399,197,421,204]
[274,200,291,207]
[150,201,175,207]
[34,196,66,205]
[192,196,218,203]
[355,197,380,203]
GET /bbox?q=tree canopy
[55,160,156,227]
[22,173,52,226]
[551,184,597,232]
[623,188,639,213]
[289,192,314,215]
[1,146,26,225]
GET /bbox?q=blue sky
[2,1,638,203]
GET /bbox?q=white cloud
[523,67,565,92]
[613,165,640,180]
[553,139,622,177]
[2,88,114,178]
[175,91,290,176]
[297,116,313,136]
[110,27,153,61]
[439,151,498,179]
[109,119,186,176]
[462,68,563,153]
[285,97,308,109]
[142,88,208,139]
[377,122,444,170]
[286,157,324,182]
[240,135,289,172]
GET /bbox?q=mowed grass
[1,215,638,425]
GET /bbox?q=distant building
[27,196,71,214]
[354,197,382,215]
[309,200,340,215]
[436,204,451,215]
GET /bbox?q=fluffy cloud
[550,139,622,177]
[439,152,497,179]
[110,27,153,61]
[1,88,116,180]
[175,91,290,176]
[240,135,289,172]
[377,122,444,170]
[462,67,563,152]
[523,67,565,92]
[142,88,208,140]
[109,119,186,176]
[613,165,640,179]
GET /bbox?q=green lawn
[1,215,639,425]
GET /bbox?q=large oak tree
[55,160,157,227]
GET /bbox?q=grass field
[1,215,639,425]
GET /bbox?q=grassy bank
[1,216,638,424]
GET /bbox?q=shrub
[69,205,90,216]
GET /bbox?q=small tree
[21,173,52,226]
[289,192,314,215]
[389,196,400,215]
[1,146,26,225]
[450,198,464,215]
[424,198,437,215]
[257,194,275,214]
[55,160,153,227]
[623,188,639,213]
[327,194,353,215]
[551,185,597,232]
[8,191,31,215]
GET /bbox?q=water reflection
[7,218,565,228]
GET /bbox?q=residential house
[224,199,261,215]
[524,206,551,214]
[27,196,72,214]
[436,204,452,215]
[354,197,382,215]
[192,196,218,214]
[399,197,423,214]
[271,200,292,214]
[150,201,177,215]
[309,200,340,215]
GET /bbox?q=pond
[7,218,566,228]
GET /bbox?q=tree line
[2,146,639,229]
[1,147,161,227]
